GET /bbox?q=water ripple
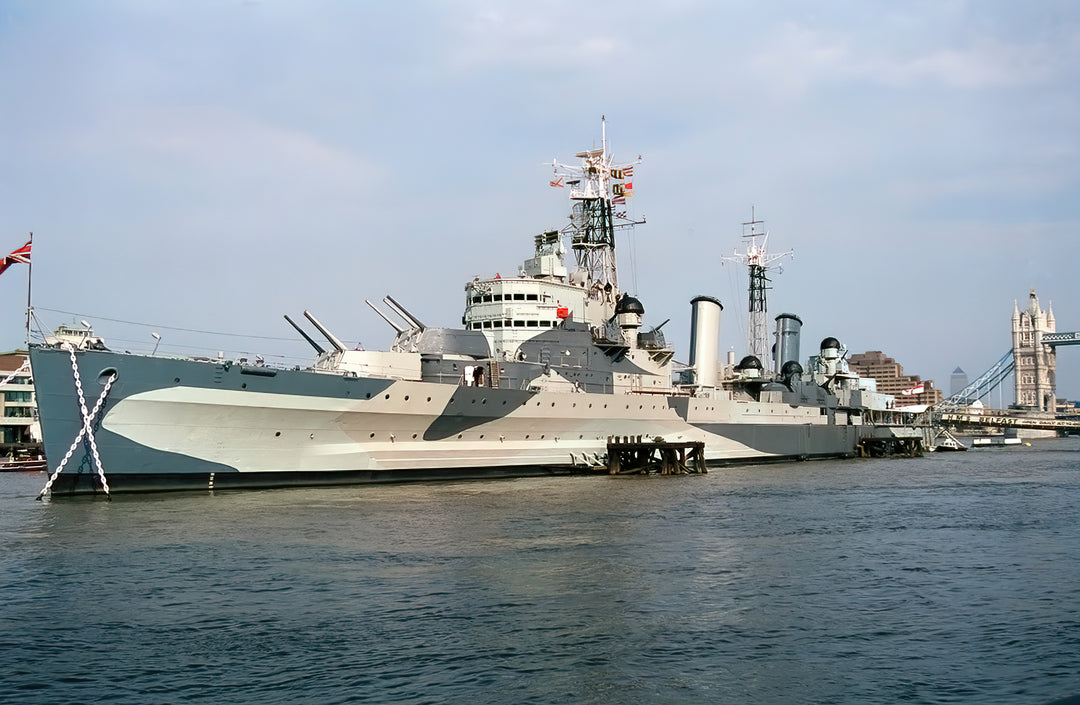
[1,439,1079,703]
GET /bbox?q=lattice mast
[722,211,793,369]
[549,117,641,308]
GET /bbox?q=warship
[30,126,899,495]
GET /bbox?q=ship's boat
[30,127,891,495]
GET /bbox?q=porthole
[457,434,463,439]
[365,392,371,399]
[370,433,375,438]
[385,394,390,400]
[241,383,247,389]
[427,397,432,402]
[412,433,418,439]
[173,377,180,384]
[404,395,410,401]
[275,431,281,437]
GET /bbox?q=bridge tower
[1012,289,1057,411]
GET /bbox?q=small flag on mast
[0,240,31,277]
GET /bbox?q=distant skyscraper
[950,367,968,397]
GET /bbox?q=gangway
[937,409,1080,434]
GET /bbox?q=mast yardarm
[549,118,642,307]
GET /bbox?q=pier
[607,436,707,475]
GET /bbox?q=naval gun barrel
[384,295,426,331]
[303,310,347,353]
[365,300,406,333]
[283,314,326,354]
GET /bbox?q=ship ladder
[37,345,117,499]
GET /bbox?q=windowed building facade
[0,351,40,449]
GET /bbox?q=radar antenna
[722,208,793,369]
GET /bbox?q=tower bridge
[934,289,1080,434]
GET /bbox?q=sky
[2,0,1079,401]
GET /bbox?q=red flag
[0,240,31,277]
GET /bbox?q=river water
[2,438,1079,704]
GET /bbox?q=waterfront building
[1012,289,1057,411]
[848,350,943,407]
[0,351,40,452]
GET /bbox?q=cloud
[745,15,1080,100]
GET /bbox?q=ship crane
[722,210,793,371]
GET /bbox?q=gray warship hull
[30,346,858,495]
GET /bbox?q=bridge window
[527,320,539,327]
[492,321,502,328]
[526,294,539,301]
[514,321,526,327]
[513,294,526,301]
[493,294,503,302]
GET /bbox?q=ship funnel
[689,295,722,387]
[774,313,803,374]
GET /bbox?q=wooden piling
[606,436,707,475]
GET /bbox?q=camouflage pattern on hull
[30,345,858,495]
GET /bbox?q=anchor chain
[37,345,116,499]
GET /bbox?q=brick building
[848,350,943,407]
